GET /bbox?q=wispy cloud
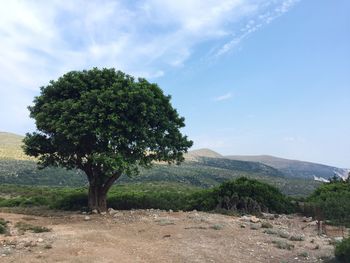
[214,92,233,101]
[0,0,300,133]
[215,0,300,56]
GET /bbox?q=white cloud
[0,0,300,134]
[214,92,233,101]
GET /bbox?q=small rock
[82,211,87,215]
[100,212,107,216]
[250,216,260,223]
[92,209,98,214]
[84,216,91,221]
[37,238,44,243]
[302,216,313,222]
[169,209,173,213]
[334,237,344,243]
[250,223,261,230]
[108,208,117,215]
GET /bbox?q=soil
[0,210,337,263]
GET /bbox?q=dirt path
[0,210,335,262]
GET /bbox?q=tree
[23,68,193,212]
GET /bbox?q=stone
[108,208,117,215]
[84,216,91,221]
[100,212,107,216]
[91,209,98,214]
[302,216,313,222]
[37,238,44,243]
[250,216,260,223]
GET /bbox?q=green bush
[0,218,8,234]
[0,179,294,214]
[304,181,350,226]
[335,237,350,263]
[51,191,88,211]
[15,222,51,233]
[213,177,295,214]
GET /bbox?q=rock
[37,238,44,243]
[108,208,117,215]
[250,223,260,230]
[302,216,313,222]
[100,212,107,216]
[334,237,344,243]
[84,216,91,221]
[169,209,173,213]
[250,216,260,223]
[92,209,98,214]
[82,211,87,214]
[240,216,251,222]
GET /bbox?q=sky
[0,0,349,167]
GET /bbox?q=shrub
[261,222,273,228]
[272,240,294,250]
[0,218,8,234]
[51,191,88,211]
[335,237,350,263]
[213,177,295,214]
[15,222,51,233]
[305,181,350,226]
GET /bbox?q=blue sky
[0,0,349,167]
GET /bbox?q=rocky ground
[0,210,339,263]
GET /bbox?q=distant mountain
[226,154,348,181]
[184,148,223,161]
[0,133,323,195]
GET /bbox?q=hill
[226,154,348,180]
[0,132,321,196]
[184,148,223,161]
[0,132,32,161]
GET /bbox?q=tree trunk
[85,169,121,213]
[88,184,108,212]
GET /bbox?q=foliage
[0,218,8,234]
[23,68,192,211]
[335,237,350,263]
[0,157,321,197]
[15,222,51,233]
[213,177,295,214]
[0,178,295,214]
[304,180,350,226]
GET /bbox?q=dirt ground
[0,210,337,263]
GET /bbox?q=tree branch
[102,172,122,193]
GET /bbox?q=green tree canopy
[23,68,192,211]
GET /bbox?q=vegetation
[0,218,9,234]
[15,221,51,233]
[302,180,350,226]
[0,177,295,214]
[1,132,322,197]
[23,68,192,212]
[213,177,295,214]
[335,237,350,263]
[0,157,321,196]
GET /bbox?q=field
[0,210,336,262]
